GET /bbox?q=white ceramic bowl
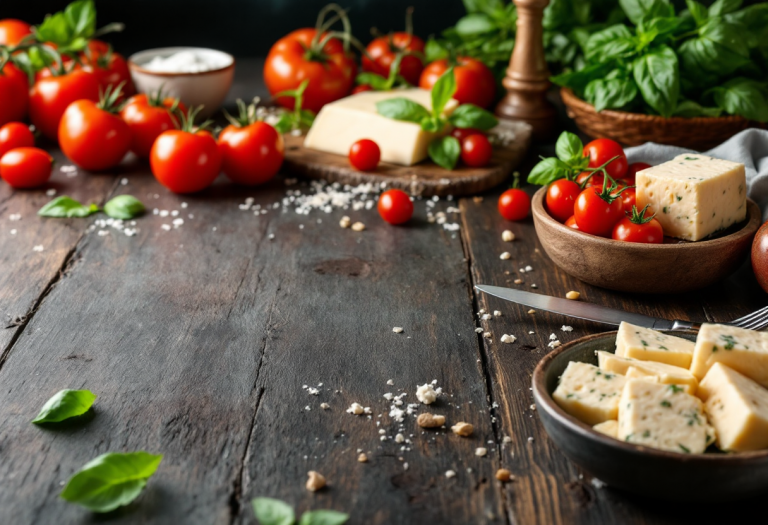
[128,47,235,118]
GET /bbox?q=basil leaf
[273,113,294,134]
[60,452,163,513]
[424,38,450,63]
[65,0,96,40]
[455,13,497,37]
[428,136,461,170]
[252,497,295,525]
[299,510,350,525]
[672,99,723,117]
[38,196,99,218]
[104,195,145,220]
[32,389,97,424]
[724,5,768,47]
[551,62,613,94]
[633,45,679,118]
[620,0,674,25]
[711,78,768,122]
[554,132,584,165]
[376,98,431,124]
[686,0,708,26]
[35,12,72,46]
[585,25,636,62]
[637,16,684,46]
[527,157,572,186]
[709,0,742,17]
[679,19,751,78]
[585,76,639,112]
[355,72,388,91]
[448,104,498,131]
[431,68,457,118]
[421,116,445,133]
[299,109,316,128]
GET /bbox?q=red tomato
[0,122,34,158]
[352,84,373,94]
[378,189,413,225]
[450,128,484,143]
[0,62,29,127]
[752,221,768,293]
[264,28,356,113]
[461,134,493,167]
[583,138,628,180]
[498,188,531,221]
[30,69,100,141]
[0,147,52,188]
[219,121,284,185]
[420,57,495,108]
[546,179,581,223]
[120,93,186,158]
[151,130,221,194]
[612,207,664,244]
[565,215,580,230]
[59,99,131,171]
[362,33,425,86]
[574,186,625,237]
[576,171,604,189]
[349,139,381,171]
[87,51,135,100]
[625,162,652,184]
[0,19,32,46]
[619,187,636,211]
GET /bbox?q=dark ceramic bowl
[532,331,768,502]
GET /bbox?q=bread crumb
[417,413,446,428]
[306,471,326,492]
[452,422,474,437]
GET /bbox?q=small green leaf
[252,497,296,525]
[103,195,145,220]
[527,157,572,186]
[711,77,768,122]
[32,389,97,424]
[584,25,636,62]
[454,13,497,37]
[686,0,708,26]
[672,99,723,117]
[421,116,445,133]
[428,136,461,170]
[554,131,584,165]
[551,62,613,94]
[38,196,100,218]
[620,0,674,25]
[64,0,96,40]
[430,68,457,118]
[376,98,431,124]
[709,0,742,17]
[448,104,498,131]
[299,509,350,525]
[60,452,163,513]
[355,72,388,91]
[585,76,639,112]
[632,45,679,118]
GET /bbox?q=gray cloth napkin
[626,128,768,219]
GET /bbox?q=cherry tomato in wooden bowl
[499,188,531,221]
[0,62,29,127]
[30,68,100,142]
[0,147,52,188]
[420,57,495,109]
[378,189,413,225]
[0,122,34,158]
[461,134,493,168]
[752,221,768,293]
[612,205,663,244]
[574,186,625,237]
[624,162,652,184]
[0,19,32,46]
[583,138,628,181]
[363,32,425,86]
[450,128,484,143]
[565,215,579,230]
[546,179,581,223]
[349,139,381,171]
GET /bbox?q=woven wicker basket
[561,88,765,151]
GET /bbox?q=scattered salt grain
[475,447,487,457]
[416,384,438,405]
[445,470,456,478]
[525,265,533,272]
[320,403,330,410]
[10,229,17,235]
[392,327,404,333]
[561,325,573,332]
[346,403,371,415]
[493,310,502,317]
[481,313,492,321]
[9,214,21,221]
[500,334,516,344]
[161,224,171,231]
[499,252,511,260]
[591,478,606,489]
[351,221,365,231]
[386,379,394,386]
[475,327,483,333]
[45,188,56,196]
[32,245,44,252]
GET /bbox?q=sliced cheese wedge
[615,322,694,368]
[690,324,768,387]
[552,361,626,426]
[596,350,698,395]
[593,419,619,438]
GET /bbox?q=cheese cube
[698,363,768,451]
[596,351,698,394]
[636,154,746,241]
[593,420,619,438]
[552,361,626,425]
[615,322,695,368]
[304,88,458,166]
[626,366,660,382]
[690,324,768,387]
[618,379,714,454]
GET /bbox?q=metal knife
[475,284,700,331]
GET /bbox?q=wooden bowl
[531,187,761,294]
[561,88,766,151]
[533,331,768,502]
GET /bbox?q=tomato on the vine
[419,57,495,108]
[363,32,425,86]
[85,45,135,100]
[0,61,29,127]
[30,68,100,141]
[576,171,604,188]
[450,128,483,143]
[612,205,664,244]
[0,147,52,188]
[461,134,493,167]
[625,162,652,184]
[618,186,636,212]
[0,19,32,47]
[583,138,628,181]
[0,122,34,158]
[499,188,530,221]
[546,178,581,223]
[378,189,413,225]
[574,185,626,237]
[121,91,186,158]
[150,107,221,194]
[349,139,381,171]
[218,100,284,185]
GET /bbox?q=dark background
[4,0,467,57]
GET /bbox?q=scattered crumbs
[268,233,275,240]
[528,331,535,335]
[566,291,581,300]
[445,470,456,479]
[10,229,17,235]
[561,325,573,332]
[32,245,44,252]
[358,453,368,463]
[549,334,557,341]
[502,436,513,444]
[500,252,511,260]
[346,403,371,415]
[120,178,129,186]
[46,188,57,196]
[531,284,538,289]
[9,214,21,221]
[161,224,171,231]
[502,230,515,242]
[339,216,351,228]
[525,265,533,272]
[493,310,502,317]
[395,433,405,443]
[212,227,217,232]
[473,196,483,203]
[307,387,319,396]
[530,404,536,411]
[452,422,474,437]
[500,334,516,344]
[181,202,188,208]
[306,471,326,492]
[527,309,536,314]
[403,462,409,471]
[481,313,492,321]
[527,437,534,442]
[320,403,330,410]
[392,327,404,334]
[351,221,365,232]
[97,230,110,237]
[443,222,460,231]
[304,406,311,411]
[496,469,513,482]
[475,327,484,333]
[475,447,487,457]
[591,478,606,489]
[483,332,492,339]
[548,341,562,349]
[172,218,184,228]
[514,279,523,284]
[386,379,394,386]
[416,383,439,404]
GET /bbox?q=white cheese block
[690,323,768,387]
[552,361,626,426]
[593,419,619,438]
[636,154,746,241]
[698,363,768,451]
[596,350,698,395]
[615,322,695,369]
[618,379,715,454]
[303,88,458,166]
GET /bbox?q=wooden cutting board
[282,120,532,197]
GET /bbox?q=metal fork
[730,306,768,331]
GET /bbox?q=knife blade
[475,284,695,331]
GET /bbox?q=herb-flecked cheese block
[593,419,619,438]
[615,322,695,368]
[618,379,715,454]
[597,350,698,394]
[552,361,626,426]
[698,363,768,452]
[690,324,768,387]
[635,154,746,241]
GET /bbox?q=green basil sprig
[104,195,145,220]
[32,389,97,424]
[528,131,589,186]
[252,497,349,525]
[61,452,163,513]
[38,196,99,218]
[274,80,316,134]
[355,53,410,91]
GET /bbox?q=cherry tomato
[378,189,413,225]
[219,121,284,185]
[59,98,131,171]
[0,62,29,127]
[612,207,664,244]
[363,32,425,86]
[618,187,636,212]
[352,84,373,94]
[565,215,580,230]
[420,57,495,108]
[498,188,531,221]
[151,129,221,194]
[349,139,381,171]
[574,186,625,237]
[752,221,768,293]
[576,171,604,189]
[625,162,652,184]
[461,134,493,167]
[30,69,100,141]
[264,28,356,113]
[0,147,52,188]
[450,127,483,143]
[120,93,186,158]
[0,122,34,158]
[546,179,581,223]
[87,50,135,100]
[0,19,32,47]
[583,138,628,180]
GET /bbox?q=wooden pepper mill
[495,0,557,140]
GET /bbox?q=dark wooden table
[1,60,765,525]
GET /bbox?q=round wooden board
[282,120,532,197]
